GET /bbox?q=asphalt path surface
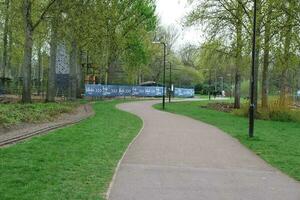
[108,100,300,200]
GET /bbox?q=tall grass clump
[232,99,300,123]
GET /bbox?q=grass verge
[0,100,142,200]
[154,101,300,181]
[0,102,80,127]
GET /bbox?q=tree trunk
[76,49,83,98]
[22,0,33,103]
[279,2,293,106]
[280,69,289,106]
[253,0,262,108]
[107,57,117,84]
[7,27,12,77]
[37,44,42,96]
[46,19,57,102]
[234,1,243,109]
[69,40,78,100]
[234,70,241,108]
[261,14,271,109]
[105,70,108,85]
[2,0,10,86]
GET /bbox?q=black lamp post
[209,70,212,100]
[153,41,167,110]
[249,0,257,137]
[169,62,172,103]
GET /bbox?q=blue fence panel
[103,85,119,97]
[174,88,195,98]
[118,85,132,96]
[144,87,155,97]
[132,86,145,96]
[85,84,100,97]
[131,86,164,97]
[85,84,194,98]
[144,86,163,97]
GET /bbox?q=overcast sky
[155,0,204,50]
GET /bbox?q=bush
[231,103,249,117]
[232,100,300,123]
[0,102,78,127]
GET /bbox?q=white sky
[155,0,204,50]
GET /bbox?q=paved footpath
[108,101,300,200]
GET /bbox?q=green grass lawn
[154,101,300,181]
[0,102,79,127]
[0,100,142,200]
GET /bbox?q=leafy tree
[186,0,251,108]
[21,0,57,103]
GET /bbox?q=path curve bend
[108,100,300,200]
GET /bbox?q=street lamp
[169,62,172,103]
[166,62,172,103]
[249,0,257,138]
[152,41,167,110]
[166,63,182,102]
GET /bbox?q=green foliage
[240,80,250,97]
[233,100,300,123]
[175,66,203,86]
[0,100,142,200]
[0,102,77,127]
[1,0,159,100]
[185,0,300,109]
[154,101,300,181]
[122,32,149,83]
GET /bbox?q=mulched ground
[0,94,69,103]
[201,102,235,113]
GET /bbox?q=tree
[185,0,251,108]
[0,0,161,103]
[21,0,57,103]
[179,44,199,68]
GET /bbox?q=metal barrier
[85,84,195,98]
[174,88,195,98]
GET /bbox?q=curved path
[108,100,300,200]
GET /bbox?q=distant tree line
[185,0,300,108]
[0,0,158,103]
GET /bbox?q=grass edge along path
[154,101,300,181]
[0,100,142,200]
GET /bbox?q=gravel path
[108,100,300,200]
[0,104,94,146]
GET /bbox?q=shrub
[231,103,249,118]
[0,102,78,127]
[232,99,300,123]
